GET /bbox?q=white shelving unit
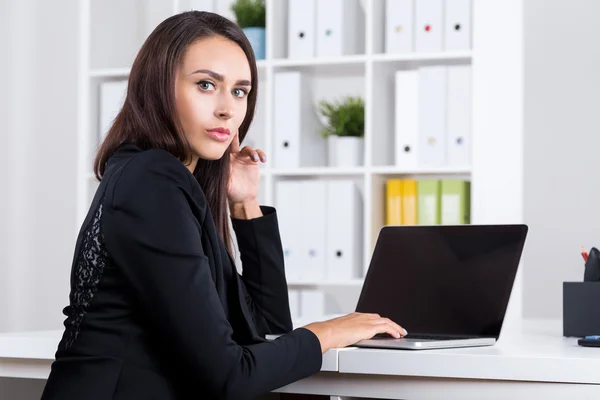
[77,0,518,321]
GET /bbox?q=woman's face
[175,35,252,169]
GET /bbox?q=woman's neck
[185,156,198,174]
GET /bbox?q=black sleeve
[102,151,322,400]
[231,207,294,336]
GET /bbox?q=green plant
[230,0,266,28]
[317,96,365,138]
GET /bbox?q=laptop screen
[355,225,528,338]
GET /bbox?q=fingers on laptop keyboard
[371,317,407,338]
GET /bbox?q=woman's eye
[197,81,215,91]
[233,88,247,98]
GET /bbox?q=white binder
[243,76,266,152]
[288,289,301,319]
[446,65,471,166]
[316,0,362,57]
[99,80,128,142]
[394,69,420,169]
[385,0,414,54]
[288,0,316,59]
[275,180,303,282]
[444,0,472,50]
[325,180,363,281]
[415,0,443,52]
[299,180,327,281]
[300,289,326,318]
[272,71,324,169]
[418,66,447,166]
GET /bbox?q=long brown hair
[94,11,259,255]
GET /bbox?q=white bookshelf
[77,0,524,320]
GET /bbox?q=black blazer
[41,144,322,400]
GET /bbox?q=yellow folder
[385,179,403,225]
[401,179,417,225]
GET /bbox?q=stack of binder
[288,289,325,320]
[287,0,364,59]
[273,71,326,169]
[275,179,363,283]
[385,0,472,54]
[385,178,470,226]
[395,64,471,168]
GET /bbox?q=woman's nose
[214,97,234,120]
[215,108,232,119]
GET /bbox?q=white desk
[0,330,61,380]
[2,321,600,399]
[275,321,600,399]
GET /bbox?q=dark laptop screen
[355,225,528,337]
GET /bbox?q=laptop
[353,224,528,350]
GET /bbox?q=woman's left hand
[228,133,266,206]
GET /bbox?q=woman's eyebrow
[188,69,251,86]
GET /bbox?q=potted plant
[231,0,266,60]
[317,96,365,167]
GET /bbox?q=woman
[41,10,406,400]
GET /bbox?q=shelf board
[371,51,472,63]
[263,51,471,69]
[86,52,470,77]
[371,165,472,175]
[269,166,471,176]
[89,166,468,179]
[85,52,468,78]
[89,68,130,78]
[287,279,364,287]
[271,167,366,177]
[270,54,367,68]
[256,59,268,70]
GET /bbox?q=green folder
[417,180,441,225]
[440,180,471,225]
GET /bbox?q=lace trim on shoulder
[59,199,108,351]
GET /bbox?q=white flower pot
[327,136,364,167]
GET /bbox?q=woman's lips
[206,127,230,142]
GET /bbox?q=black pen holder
[563,282,600,337]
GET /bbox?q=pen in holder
[584,247,600,282]
[563,246,600,337]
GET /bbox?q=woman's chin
[196,150,226,161]
[193,144,228,161]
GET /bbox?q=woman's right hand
[303,312,408,353]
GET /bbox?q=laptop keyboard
[373,333,480,341]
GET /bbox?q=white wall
[522,0,600,319]
[0,0,78,333]
[472,0,600,323]
[524,0,600,318]
[1,1,77,396]
[0,0,12,333]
